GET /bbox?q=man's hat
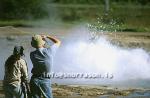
[31,35,45,48]
[13,46,24,56]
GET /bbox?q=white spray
[53,25,150,84]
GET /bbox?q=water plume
[53,25,150,83]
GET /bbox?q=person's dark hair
[5,46,24,72]
[13,46,24,56]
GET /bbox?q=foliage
[0,0,49,20]
[52,0,150,5]
[0,0,149,20]
[0,0,149,32]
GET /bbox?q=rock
[6,36,17,41]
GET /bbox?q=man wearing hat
[30,34,61,98]
[3,46,29,98]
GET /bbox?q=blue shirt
[30,40,58,75]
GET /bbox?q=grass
[0,4,150,32]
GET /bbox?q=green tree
[0,0,49,20]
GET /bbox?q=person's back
[4,56,27,86]
[30,47,53,76]
[3,46,28,98]
[30,34,61,98]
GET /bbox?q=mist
[53,26,150,84]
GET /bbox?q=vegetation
[49,4,150,32]
[52,0,150,5]
[0,0,149,32]
[0,0,49,20]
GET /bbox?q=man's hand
[46,35,61,47]
[40,34,61,47]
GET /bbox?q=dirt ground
[0,80,150,98]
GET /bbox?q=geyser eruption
[53,26,150,84]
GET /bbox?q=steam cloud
[53,26,150,82]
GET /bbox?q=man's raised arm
[42,35,61,47]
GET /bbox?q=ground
[0,26,150,98]
[0,80,150,98]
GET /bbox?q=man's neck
[36,46,44,50]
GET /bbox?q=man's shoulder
[43,47,50,51]
[30,48,50,56]
[30,50,37,55]
[19,58,25,61]
[19,58,26,65]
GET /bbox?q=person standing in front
[30,34,61,98]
